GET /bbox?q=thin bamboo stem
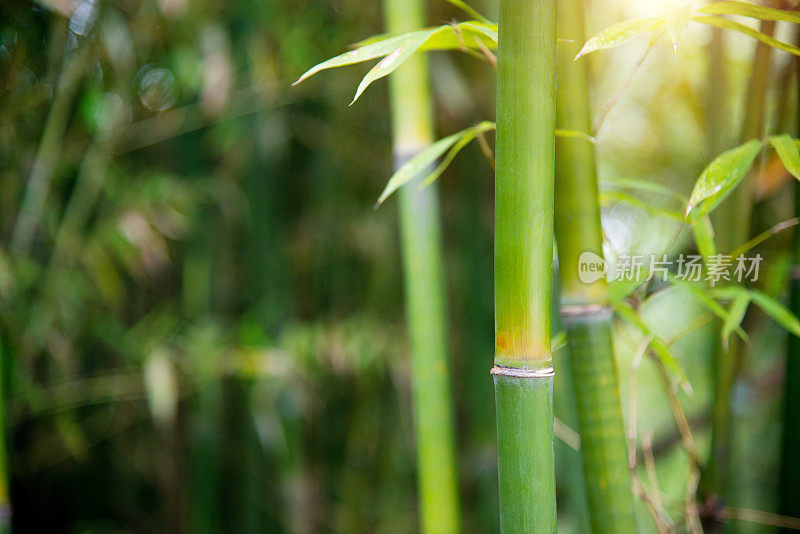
[493,0,557,530]
[0,336,9,534]
[382,2,461,533]
[554,0,635,530]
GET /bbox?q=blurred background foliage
[1,0,799,531]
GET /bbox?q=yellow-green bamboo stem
[382,2,461,533]
[554,0,635,530]
[493,0,557,530]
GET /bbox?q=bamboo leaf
[351,29,439,104]
[666,275,747,341]
[667,6,691,51]
[615,301,689,385]
[770,134,800,181]
[685,139,763,221]
[419,121,495,188]
[749,289,800,337]
[462,22,498,45]
[294,31,428,85]
[600,177,687,203]
[721,293,750,350]
[442,0,491,24]
[599,190,685,221]
[693,15,800,57]
[376,121,495,206]
[693,215,717,261]
[575,16,666,60]
[608,278,646,305]
[697,1,800,24]
[730,218,799,259]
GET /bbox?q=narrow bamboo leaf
[749,289,800,337]
[376,122,495,206]
[462,22,498,45]
[667,6,691,51]
[693,15,800,57]
[600,177,687,203]
[693,215,717,262]
[419,122,495,189]
[293,31,429,85]
[770,134,800,181]
[666,275,747,341]
[722,293,750,350]
[354,22,497,50]
[685,139,763,221]
[351,29,439,105]
[730,218,799,259]
[599,190,685,221]
[554,129,596,143]
[615,302,689,385]
[575,17,665,60]
[442,0,491,24]
[697,1,800,24]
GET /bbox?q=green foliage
[685,139,763,221]
[577,3,800,59]
[377,121,495,205]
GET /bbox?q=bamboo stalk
[0,337,9,534]
[554,2,635,530]
[779,27,800,527]
[704,16,776,513]
[493,0,557,530]
[382,2,461,533]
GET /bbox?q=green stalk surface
[493,0,557,530]
[382,1,461,533]
[554,0,635,530]
[779,39,800,528]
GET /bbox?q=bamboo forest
[8,0,800,532]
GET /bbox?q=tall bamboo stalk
[493,0,557,530]
[779,28,800,527]
[704,17,775,511]
[0,337,9,534]
[382,2,461,533]
[553,0,636,531]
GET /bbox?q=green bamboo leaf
[615,301,689,385]
[770,134,800,181]
[693,15,800,57]
[666,274,747,341]
[575,16,666,60]
[685,139,763,221]
[599,190,685,221]
[442,0,491,24]
[693,215,717,261]
[462,22,498,45]
[721,293,750,350]
[600,177,687,203]
[697,1,800,24]
[554,129,596,143]
[730,217,799,259]
[293,31,430,85]
[419,122,495,189]
[749,289,800,337]
[667,6,691,51]
[376,121,495,206]
[351,29,439,105]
